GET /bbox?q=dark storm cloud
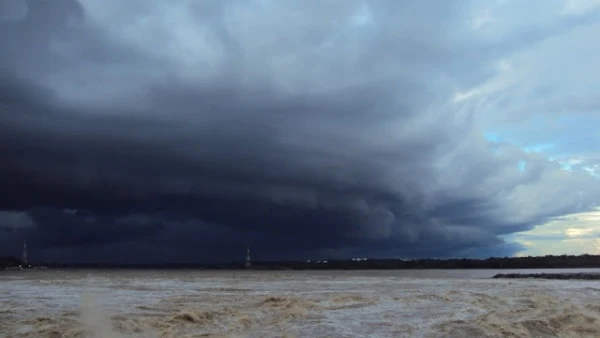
[1,0,599,262]
[25,208,165,248]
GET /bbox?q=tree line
[2,254,599,270]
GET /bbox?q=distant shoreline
[3,254,600,271]
[493,272,600,280]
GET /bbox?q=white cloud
[561,0,600,15]
[452,59,518,104]
[472,9,495,30]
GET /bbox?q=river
[1,269,600,337]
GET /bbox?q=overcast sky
[1,0,599,263]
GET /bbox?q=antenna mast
[245,248,251,268]
[22,241,28,265]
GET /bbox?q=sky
[1,0,600,263]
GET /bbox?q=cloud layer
[1,0,599,263]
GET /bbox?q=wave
[2,271,600,337]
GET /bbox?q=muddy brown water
[2,269,600,337]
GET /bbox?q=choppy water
[1,269,600,337]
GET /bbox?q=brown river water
[1,269,600,337]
